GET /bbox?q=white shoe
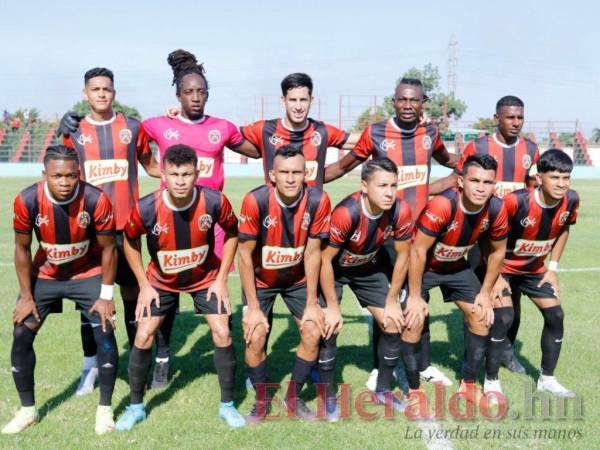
[420,366,453,386]
[365,369,378,392]
[484,378,503,408]
[1,407,37,434]
[95,405,115,435]
[76,367,98,396]
[537,375,575,398]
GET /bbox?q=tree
[352,64,467,132]
[472,117,496,133]
[71,100,141,120]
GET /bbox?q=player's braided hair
[43,145,79,167]
[167,49,209,94]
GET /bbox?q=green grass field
[0,176,597,449]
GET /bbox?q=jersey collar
[281,117,310,133]
[162,187,198,211]
[493,132,519,148]
[389,118,417,134]
[177,115,208,125]
[459,195,485,215]
[274,186,304,209]
[534,187,560,209]
[44,182,80,205]
[360,195,383,220]
[85,113,116,126]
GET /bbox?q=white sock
[539,374,554,382]
[20,406,36,415]
[155,357,169,363]
[83,356,97,371]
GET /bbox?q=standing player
[4,145,118,435]
[239,146,331,422]
[407,155,508,400]
[114,145,245,430]
[325,78,459,388]
[57,67,166,395]
[488,149,578,397]
[320,158,417,417]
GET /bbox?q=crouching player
[238,146,331,423]
[320,158,415,418]
[407,155,508,402]
[115,144,245,430]
[5,145,118,435]
[490,149,579,397]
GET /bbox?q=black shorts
[115,232,137,287]
[24,275,103,324]
[416,267,481,304]
[375,238,396,280]
[501,272,557,300]
[242,283,325,320]
[147,288,227,317]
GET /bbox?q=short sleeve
[240,121,264,152]
[136,123,152,160]
[350,127,373,160]
[124,202,146,240]
[432,128,446,155]
[325,124,349,148]
[225,121,244,149]
[328,205,354,247]
[94,192,115,235]
[217,193,238,235]
[394,201,414,241]
[568,192,579,225]
[63,135,75,149]
[489,200,509,240]
[309,192,331,239]
[417,196,452,237]
[238,193,261,240]
[13,194,32,234]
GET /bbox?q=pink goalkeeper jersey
[142,115,244,190]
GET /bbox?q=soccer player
[320,157,417,417]
[436,95,540,374]
[114,145,245,430]
[239,145,331,422]
[4,145,118,435]
[488,149,578,397]
[325,77,459,388]
[57,67,167,395]
[407,154,508,401]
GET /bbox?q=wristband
[100,284,114,300]
[548,261,559,271]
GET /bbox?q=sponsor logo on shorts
[310,131,322,147]
[422,135,432,150]
[163,128,180,141]
[119,128,132,145]
[198,214,213,231]
[196,157,214,177]
[77,134,93,145]
[152,222,169,236]
[77,211,91,228]
[269,133,285,146]
[263,216,278,229]
[41,240,90,265]
[520,216,536,228]
[301,212,311,230]
[208,129,221,144]
[84,159,129,186]
[157,245,209,274]
[522,154,532,170]
[559,211,570,226]
[35,214,49,227]
[262,245,304,269]
[397,165,428,189]
[339,249,377,267]
[433,242,473,261]
[495,181,525,198]
[305,160,318,181]
[513,238,555,257]
[380,139,396,152]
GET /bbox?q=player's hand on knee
[56,111,83,137]
[90,299,116,332]
[207,279,231,315]
[243,306,269,345]
[323,305,343,340]
[473,292,494,327]
[538,270,560,300]
[136,283,160,323]
[383,301,405,333]
[13,295,40,324]
[301,302,325,335]
[404,295,428,330]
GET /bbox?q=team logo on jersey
[339,249,378,267]
[263,216,278,229]
[301,212,311,230]
[196,157,214,177]
[97,212,113,226]
[157,245,209,274]
[269,133,285,146]
[522,154,532,170]
[350,229,362,242]
[425,211,442,224]
[239,214,249,223]
[310,131,322,147]
[77,134,93,145]
[513,238,555,257]
[447,221,459,232]
[198,214,213,231]
[262,245,305,269]
[380,139,396,152]
[84,159,129,185]
[330,224,344,240]
[41,240,90,265]
[433,242,474,261]
[520,216,536,228]
[305,161,318,181]
[119,128,132,145]
[152,222,169,236]
[559,211,571,226]
[77,211,91,228]
[422,135,432,150]
[480,218,490,232]
[35,214,49,227]
[163,128,180,141]
[382,224,394,240]
[397,165,428,189]
[208,129,221,144]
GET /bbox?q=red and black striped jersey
[456,134,539,198]
[240,118,348,189]
[502,188,579,275]
[63,113,151,231]
[13,181,115,280]
[238,184,331,288]
[329,191,413,270]
[352,119,446,219]
[417,188,508,273]
[125,186,237,293]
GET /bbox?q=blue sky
[1,0,598,134]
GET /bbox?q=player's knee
[211,325,231,347]
[402,326,422,343]
[380,332,402,367]
[301,322,322,346]
[495,307,514,328]
[12,324,36,349]
[134,327,156,349]
[541,305,564,328]
[318,337,337,371]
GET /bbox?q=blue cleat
[374,391,407,413]
[115,404,146,431]
[326,397,340,422]
[219,401,246,428]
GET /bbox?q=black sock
[318,335,337,398]
[376,331,402,392]
[214,345,236,403]
[11,325,36,407]
[80,313,97,357]
[418,316,431,371]
[540,305,564,376]
[372,324,381,370]
[288,356,315,398]
[129,346,152,404]
[485,307,514,380]
[462,329,488,382]
[155,309,175,360]
[93,325,118,406]
[401,339,422,390]
[122,300,138,349]
[507,292,521,345]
